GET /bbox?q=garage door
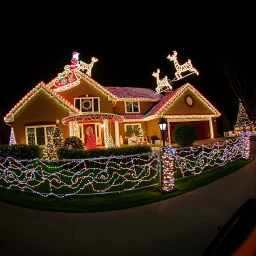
[169,121,210,142]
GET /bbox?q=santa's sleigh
[53,65,80,92]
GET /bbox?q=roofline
[4,82,80,122]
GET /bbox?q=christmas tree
[9,127,16,145]
[43,133,58,160]
[53,120,64,149]
[137,126,144,140]
[234,99,254,133]
[108,135,115,148]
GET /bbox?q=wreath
[82,99,92,111]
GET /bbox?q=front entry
[78,123,102,146]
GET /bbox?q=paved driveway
[1,142,256,256]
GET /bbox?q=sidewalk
[1,143,256,256]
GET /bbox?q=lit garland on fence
[0,152,159,198]
[162,146,176,191]
[173,136,249,179]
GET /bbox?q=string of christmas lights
[173,136,249,179]
[0,152,159,198]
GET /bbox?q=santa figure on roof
[70,52,80,70]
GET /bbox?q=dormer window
[75,97,100,113]
[125,101,140,113]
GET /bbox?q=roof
[4,82,80,122]
[103,87,162,101]
[122,114,145,120]
[145,83,221,118]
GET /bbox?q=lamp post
[158,117,167,147]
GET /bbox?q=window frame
[25,125,55,145]
[124,123,141,138]
[124,101,140,113]
[74,97,100,113]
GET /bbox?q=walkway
[1,143,256,256]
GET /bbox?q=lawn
[0,156,254,213]
[251,135,256,141]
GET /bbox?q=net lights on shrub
[242,132,250,160]
[0,153,159,198]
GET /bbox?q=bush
[172,123,197,147]
[64,136,84,149]
[57,145,152,159]
[0,144,42,159]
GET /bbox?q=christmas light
[43,133,58,160]
[4,82,79,122]
[9,127,16,145]
[53,120,64,149]
[79,57,98,77]
[114,121,120,147]
[234,99,255,134]
[152,69,173,94]
[0,152,159,198]
[69,121,79,137]
[167,50,199,81]
[162,146,176,191]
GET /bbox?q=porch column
[69,121,79,137]
[103,119,110,148]
[209,118,214,138]
[114,121,120,147]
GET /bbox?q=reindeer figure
[79,57,98,76]
[167,51,199,80]
[152,69,172,94]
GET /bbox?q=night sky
[1,9,255,141]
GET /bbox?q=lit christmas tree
[234,99,255,133]
[137,126,144,140]
[43,133,58,160]
[108,135,115,148]
[9,127,16,145]
[53,120,64,149]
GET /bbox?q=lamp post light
[158,117,167,147]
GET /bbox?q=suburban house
[4,53,221,148]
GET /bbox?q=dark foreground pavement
[1,142,256,256]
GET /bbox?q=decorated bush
[172,123,197,147]
[64,136,84,149]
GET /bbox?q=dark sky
[1,8,255,127]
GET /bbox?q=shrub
[57,145,152,159]
[0,144,42,159]
[172,123,197,147]
[64,136,84,149]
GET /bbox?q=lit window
[26,125,55,145]
[125,102,140,113]
[74,97,100,113]
[124,123,141,137]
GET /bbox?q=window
[125,102,140,113]
[26,125,55,145]
[124,123,141,137]
[74,97,100,113]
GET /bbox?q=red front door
[83,124,96,148]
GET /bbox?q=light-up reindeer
[167,51,199,80]
[79,57,98,76]
[152,69,173,94]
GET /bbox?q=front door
[79,123,102,146]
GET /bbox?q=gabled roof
[104,87,161,101]
[145,83,221,118]
[4,82,80,122]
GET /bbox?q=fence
[0,152,159,198]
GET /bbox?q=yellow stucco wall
[11,90,70,144]
[163,87,214,115]
[113,101,156,114]
[57,78,113,113]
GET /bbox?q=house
[4,53,221,147]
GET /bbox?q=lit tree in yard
[9,127,16,145]
[53,120,64,149]
[43,133,58,160]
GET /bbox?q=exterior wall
[113,101,156,114]
[11,90,70,144]
[164,88,214,115]
[57,78,113,114]
[212,117,218,137]
[146,118,161,141]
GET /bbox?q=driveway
[1,142,256,256]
